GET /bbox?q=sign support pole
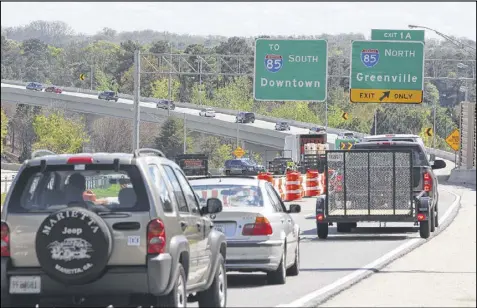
[132,49,141,151]
[183,113,187,154]
[325,100,328,130]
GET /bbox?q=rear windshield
[364,138,416,143]
[353,144,430,167]
[191,184,264,207]
[7,164,149,213]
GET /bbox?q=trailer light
[316,214,324,221]
[417,213,426,221]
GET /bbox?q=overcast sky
[1,2,476,40]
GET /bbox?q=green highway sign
[371,29,425,42]
[254,39,328,102]
[349,40,425,104]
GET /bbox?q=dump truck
[284,133,329,173]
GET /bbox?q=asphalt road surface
[189,185,458,307]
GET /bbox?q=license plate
[214,223,225,233]
[10,276,41,294]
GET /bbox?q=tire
[337,223,353,233]
[419,220,431,239]
[317,222,328,239]
[157,263,187,308]
[35,207,113,285]
[430,208,436,232]
[286,241,300,276]
[225,170,231,176]
[197,254,227,307]
[267,247,286,285]
[435,207,439,228]
[115,99,118,102]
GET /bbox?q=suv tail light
[147,219,166,254]
[423,172,432,192]
[242,216,273,236]
[1,222,10,257]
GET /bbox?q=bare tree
[90,117,132,153]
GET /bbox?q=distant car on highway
[44,86,62,94]
[275,121,291,131]
[309,126,326,134]
[98,90,119,102]
[25,82,43,91]
[190,176,301,285]
[156,99,175,110]
[224,159,259,175]
[236,111,255,123]
[199,107,216,117]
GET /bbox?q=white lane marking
[277,189,461,307]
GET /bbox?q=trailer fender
[416,196,432,220]
[315,195,326,221]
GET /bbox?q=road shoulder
[319,187,476,307]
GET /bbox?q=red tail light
[147,219,166,254]
[417,213,426,221]
[423,172,432,192]
[1,222,10,257]
[316,214,324,221]
[67,156,93,164]
[242,216,273,236]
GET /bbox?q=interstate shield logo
[360,49,380,68]
[264,54,283,73]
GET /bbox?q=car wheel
[435,206,439,228]
[286,240,300,276]
[430,208,436,232]
[267,246,286,285]
[115,99,118,102]
[225,170,231,176]
[198,254,227,307]
[157,263,187,307]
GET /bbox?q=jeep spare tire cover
[35,207,113,285]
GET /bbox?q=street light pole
[408,25,476,56]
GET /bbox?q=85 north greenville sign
[254,39,328,102]
[349,40,425,104]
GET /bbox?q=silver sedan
[189,176,301,285]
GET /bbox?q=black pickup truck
[315,141,446,239]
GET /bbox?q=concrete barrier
[448,168,476,186]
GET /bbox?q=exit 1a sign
[371,29,425,43]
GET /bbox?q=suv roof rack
[133,148,165,158]
[31,149,56,159]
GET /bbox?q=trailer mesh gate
[326,150,414,216]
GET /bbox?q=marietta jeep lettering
[62,227,83,235]
[41,210,99,236]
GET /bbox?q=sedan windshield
[191,184,264,207]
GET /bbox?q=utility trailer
[175,154,209,178]
[315,149,436,239]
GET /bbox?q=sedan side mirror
[432,159,447,170]
[288,204,301,213]
[202,198,223,215]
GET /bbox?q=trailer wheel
[316,222,328,239]
[419,220,431,239]
[337,223,353,233]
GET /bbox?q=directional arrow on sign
[340,142,354,150]
[379,91,391,102]
[342,112,349,121]
[425,127,433,137]
[80,73,85,81]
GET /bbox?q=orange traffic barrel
[285,172,301,201]
[305,170,319,197]
[257,172,273,183]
